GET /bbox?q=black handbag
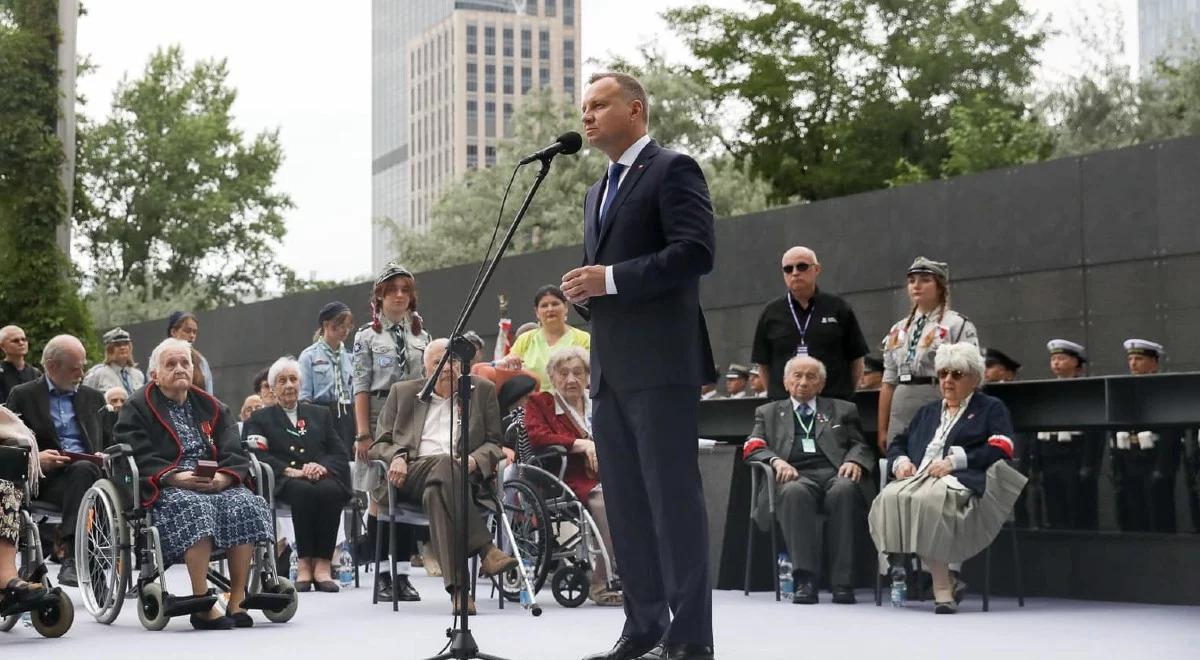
[0,444,30,482]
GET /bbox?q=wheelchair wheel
[31,591,74,638]
[498,479,552,600]
[260,577,298,624]
[76,480,131,624]
[0,613,17,632]
[551,565,589,608]
[137,583,170,631]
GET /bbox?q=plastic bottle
[890,567,907,607]
[518,557,534,608]
[338,542,354,588]
[777,553,794,600]
[20,611,31,628]
[288,550,299,583]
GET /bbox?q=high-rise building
[371,0,581,272]
[1139,0,1200,73]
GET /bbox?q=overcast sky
[74,0,1138,284]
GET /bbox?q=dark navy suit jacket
[579,139,717,395]
[886,392,1015,496]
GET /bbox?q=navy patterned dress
[153,400,273,564]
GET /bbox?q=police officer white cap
[1123,338,1164,359]
[1047,339,1087,363]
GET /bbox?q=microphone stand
[420,154,556,660]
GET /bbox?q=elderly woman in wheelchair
[105,338,281,630]
[522,346,621,607]
[0,408,74,637]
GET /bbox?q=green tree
[665,0,1046,201]
[74,46,293,309]
[0,0,97,357]
[387,61,773,273]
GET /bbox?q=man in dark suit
[562,72,716,660]
[743,355,874,604]
[5,334,111,586]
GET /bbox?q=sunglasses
[782,262,813,274]
[937,369,966,380]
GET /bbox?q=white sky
[74,0,1138,283]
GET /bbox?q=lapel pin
[967,413,975,420]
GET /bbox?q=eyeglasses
[937,369,966,380]
[782,262,813,274]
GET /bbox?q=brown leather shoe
[478,544,519,577]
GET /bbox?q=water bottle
[20,611,32,628]
[518,557,534,608]
[777,553,794,600]
[288,551,299,583]
[338,542,354,588]
[890,568,907,607]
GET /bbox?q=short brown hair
[588,71,649,124]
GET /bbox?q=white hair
[148,337,193,374]
[104,386,127,403]
[41,334,83,367]
[934,342,986,386]
[424,337,451,370]
[546,346,590,379]
[783,354,827,380]
[267,356,301,388]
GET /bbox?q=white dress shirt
[417,394,459,458]
[602,133,653,295]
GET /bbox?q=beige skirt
[868,461,1027,563]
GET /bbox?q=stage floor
[6,571,1199,659]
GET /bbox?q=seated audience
[497,374,538,465]
[99,386,128,434]
[743,355,873,605]
[0,407,42,601]
[116,338,273,630]
[857,355,884,391]
[0,325,40,403]
[83,327,146,395]
[463,330,487,366]
[238,394,264,434]
[496,285,590,392]
[523,346,622,606]
[166,311,214,396]
[368,338,516,614]
[5,334,110,587]
[244,357,351,593]
[869,342,1026,614]
[253,368,276,407]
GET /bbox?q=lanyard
[793,406,815,437]
[787,293,814,347]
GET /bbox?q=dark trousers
[279,478,350,559]
[1114,453,1177,533]
[36,461,102,547]
[773,466,863,586]
[395,454,491,591]
[1040,454,1099,530]
[592,384,712,648]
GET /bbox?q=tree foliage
[665,0,1046,201]
[0,0,97,358]
[74,46,293,309]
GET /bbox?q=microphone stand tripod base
[423,629,510,660]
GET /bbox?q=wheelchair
[0,445,75,638]
[500,441,618,609]
[74,444,298,630]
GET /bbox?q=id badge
[801,436,816,453]
[795,344,809,357]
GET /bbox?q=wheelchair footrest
[162,593,219,618]
[240,592,292,611]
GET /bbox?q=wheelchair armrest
[249,455,275,507]
[878,457,889,488]
[533,445,568,460]
[102,443,134,459]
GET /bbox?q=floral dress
[152,400,273,564]
[0,479,19,545]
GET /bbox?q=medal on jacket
[297,419,307,436]
[200,421,214,445]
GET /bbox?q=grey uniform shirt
[82,362,147,394]
[351,318,431,395]
[881,308,978,384]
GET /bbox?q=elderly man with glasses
[0,325,41,403]
[751,246,869,403]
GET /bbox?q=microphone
[518,131,583,165]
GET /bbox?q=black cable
[454,163,525,329]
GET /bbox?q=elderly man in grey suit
[368,338,517,614]
[743,355,874,604]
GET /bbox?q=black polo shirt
[751,289,868,401]
[0,361,40,403]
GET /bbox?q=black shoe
[57,557,78,587]
[636,645,666,660]
[393,574,420,602]
[228,611,254,628]
[581,635,660,660]
[792,578,818,604]
[664,643,715,660]
[190,613,236,630]
[934,600,958,614]
[831,585,856,604]
[374,572,393,602]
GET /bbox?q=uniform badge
[296,419,307,436]
[377,355,393,367]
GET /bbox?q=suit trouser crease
[592,384,712,647]
[775,468,864,587]
[37,461,102,546]
[397,454,491,590]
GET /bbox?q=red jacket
[523,392,597,501]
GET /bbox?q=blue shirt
[299,339,353,405]
[46,378,86,453]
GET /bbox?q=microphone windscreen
[557,131,583,155]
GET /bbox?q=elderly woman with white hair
[243,357,351,592]
[868,342,1027,614]
[115,338,274,630]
